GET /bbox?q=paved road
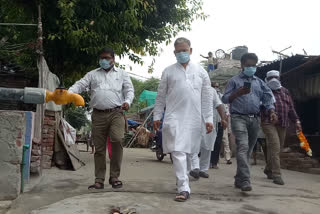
[6,147,320,214]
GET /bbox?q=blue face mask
[243,66,257,77]
[99,59,112,70]
[176,52,190,64]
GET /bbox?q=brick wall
[42,111,56,169]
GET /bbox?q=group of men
[68,36,301,202]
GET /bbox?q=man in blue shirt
[222,53,277,192]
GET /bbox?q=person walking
[210,82,227,168]
[221,104,233,165]
[68,48,134,190]
[153,37,213,202]
[222,53,277,192]
[261,70,302,185]
[188,84,227,179]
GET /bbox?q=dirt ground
[5,145,320,214]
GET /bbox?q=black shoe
[226,160,232,165]
[189,169,200,179]
[264,169,273,179]
[199,171,209,178]
[241,182,252,192]
[273,176,285,185]
[234,183,242,189]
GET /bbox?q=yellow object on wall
[45,88,85,106]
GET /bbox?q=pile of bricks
[280,152,320,174]
[30,138,41,174]
[42,111,56,169]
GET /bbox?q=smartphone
[244,82,251,89]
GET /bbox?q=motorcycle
[151,130,172,162]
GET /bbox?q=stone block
[42,162,52,169]
[42,155,52,162]
[32,138,41,145]
[0,162,21,200]
[42,151,54,156]
[32,149,41,156]
[48,120,56,126]
[31,156,41,162]
[30,165,41,174]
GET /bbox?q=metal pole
[37,4,44,176]
[279,56,283,74]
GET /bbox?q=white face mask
[267,78,282,90]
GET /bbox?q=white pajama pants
[171,151,191,193]
[222,129,231,161]
[187,147,212,173]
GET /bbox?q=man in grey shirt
[222,53,277,192]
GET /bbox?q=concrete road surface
[6,147,320,214]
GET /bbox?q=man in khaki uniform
[69,48,134,189]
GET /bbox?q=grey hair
[174,37,191,47]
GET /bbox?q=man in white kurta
[188,87,227,178]
[153,37,213,202]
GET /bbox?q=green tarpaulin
[138,90,157,106]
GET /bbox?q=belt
[231,113,260,118]
[93,107,121,113]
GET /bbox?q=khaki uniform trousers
[92,109,125,183]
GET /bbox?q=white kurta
[201,88,222,151]
[154,61,213,154]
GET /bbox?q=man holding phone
[222,53,277,192]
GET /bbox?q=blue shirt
[222,72,274,115]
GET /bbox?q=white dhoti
[172,151,190,193]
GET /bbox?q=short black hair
[99,48,115,58]
[240,53,258,65]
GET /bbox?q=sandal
[109,178,123,189]
[174,191,190,202]
[88,182,104,190]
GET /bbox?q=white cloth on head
[199,147,212,172]
[154,61,213,154]
[171,151,190,193]
[266,70,280,78]
[68,67,134,109]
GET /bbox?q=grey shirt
[222,72,274,114]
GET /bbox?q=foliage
[64,106,89,130]
[129,77,160,113]
[0,0,206,83]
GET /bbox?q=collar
[239,72,257,80]
[99,66,118,72]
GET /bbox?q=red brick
[42,150,54,156]
[43,120,49,125]
[48,120,56,126]
[42,134,49,138]
[15,139,22,147]
[17,130,22,138]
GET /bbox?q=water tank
[232,46,248,60]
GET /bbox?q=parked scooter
[151,130,172,162]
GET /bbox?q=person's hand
[270,111,278,124]
[221,119,228,130]
[121,102,129,111]
[206,122,214,134]
[236,87,250,97]
[296,121,302,132]
[153,120,161,131]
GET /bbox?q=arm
[260,80,275,111]
[154,70,168,122]
[200,54,209,59]
[201,72,213,124]
[122,71,134,106]
[287,91,301,130]
[68,72,91,94]
[224,80,251,103]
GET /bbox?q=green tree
[64,106,89,130]
[0,0,206,82]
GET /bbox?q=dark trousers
[211,123,224,165]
